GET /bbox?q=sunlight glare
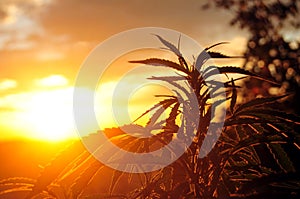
[23,88,77,141]
[35,75,68,87]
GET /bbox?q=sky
[0,0,250,141]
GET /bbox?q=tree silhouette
[204,0,300,114]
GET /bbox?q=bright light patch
[36,50,64,61]
[95,82,118,128]
[35,75,69,87]
[0,87,78,141]
[0,79,17,90]
[22,88,76,141]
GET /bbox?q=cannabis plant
[1,35,300,199]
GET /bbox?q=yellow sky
[0,0,250,141]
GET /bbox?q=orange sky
[0,0,251,141]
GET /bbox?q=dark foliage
[204,0,300,114]
[1,35,300,198]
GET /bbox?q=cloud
[34,74,69,87]
[0,4,18,24]
[36,0,245,43]
[0,0,51,50]
[36,49,64,61]
[0,90,33,111]
[0,0,248,79]
[0,79,17,90]
[0,0,52,21]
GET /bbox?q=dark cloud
[37,0,243,43]
[0,7,8,22]
[0,0,247,91]
[0,0,246,49]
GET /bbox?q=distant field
[0,140,74,180]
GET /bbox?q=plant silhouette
[1,35,300,199]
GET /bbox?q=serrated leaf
[149,74,193,102]
[232,135,288,156]
[267,143,295,173]
[224,118,269,126]
[70,160,103,198]
[27,141,84,198]
[230,78,237,113]
[132,98,177,123]
[153,34,182,56]
[207,51,243,59]
[205,42,230,51]
[168,102,180,122]
[236,172,300,195]
[109,170,124,194]
[236,108,300,124]
[195,42,241,70]
[146,102,169,127]
[148,75,187,82]
[129,58,188,74]
[234,94,289,114]
[203,66,254,80]
[0,177,36,185]
[195,42,227,70]
[195,50,210,70]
